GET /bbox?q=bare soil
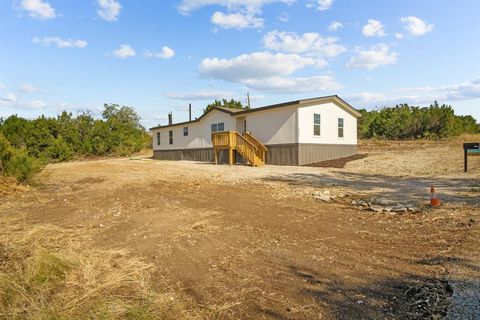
[1,137,479,319]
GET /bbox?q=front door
[236,116,246,134]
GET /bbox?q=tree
[203,99,247,114]
[358,101,479,139]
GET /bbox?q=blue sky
[1,0,479,128]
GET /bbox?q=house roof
[149,95,361,130]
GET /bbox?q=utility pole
[246,92,251,109]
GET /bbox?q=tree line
[358,101,479,139]
[0,104,148,182]
[1,100,479,183]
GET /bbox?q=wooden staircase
[211,131,267,166]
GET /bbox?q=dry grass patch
[0,220,207,320]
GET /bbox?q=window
[211,122,225,132]
[338,118,344,138]
[313,113,321,136]
[156,132,161,146]
[183,127,188,136]
[169,130,173,144]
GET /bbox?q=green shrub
[0,133,40,182]
[358,101,480,139]
[0,104,148,164]
[44,136,74,162]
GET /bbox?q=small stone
[99,223,105,228]
[357,300,364,305]
[357,200,368,207]
[375,198,394,205]
[392,205,407,213]
[314,194,331,202]
[351,200,358,205]
[369,205,384,212]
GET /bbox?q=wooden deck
[211,131,267,166]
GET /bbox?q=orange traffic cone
[430,186,441,207]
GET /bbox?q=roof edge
[149,95,361,130]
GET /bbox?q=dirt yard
[1,137,479,319]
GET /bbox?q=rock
[98,223,105,228]
[314,194,331,202]
[357,200,368,207]
[314,191,332,202]
[351,200,358,205]
[357,300,364,305]
[407,205,417,212]
[392,205,408,213]
[375,198,394,205]
[384,206,394,212]
[369,205,384,212]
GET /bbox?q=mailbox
[463,142,480,172]
[463,142,480,150]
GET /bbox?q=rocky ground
[1,137,479,319]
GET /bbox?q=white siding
[297,102,357,145]
[152,101,358,150]
[152,110,234,150]
[241,106,297,145]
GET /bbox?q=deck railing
[244,131,267,164]
[211,131,266,166]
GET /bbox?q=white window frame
[313,113,321,136]
[338,118,344,138]
[183,126,188,136]
[211,122,225,133]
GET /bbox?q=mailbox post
[463,142,480,172]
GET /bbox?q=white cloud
[401,16,434,36]
[243,75,341,93]
[211,11,264,29]
[33,37,87,48]
[25,100,47,109]
[362,19,386,37]
[346,44,398,70]
[316,0,334,11]
[262,30,346,58]
[328,21,343,32]
[347,79,480,107]
[1,93,17,102]
[277,12,289,22]
[113,44,136,58]
[395,33,404,39]
[97,0,122,22]
[144,46,175,59]
[20,83,40,93]
[20,0,55,20]
[199,51,315,82]
[165,90,235,100]
[199,51,340,93]
[178,0,293,14]
[0,82,5,90]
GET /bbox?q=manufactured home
[150,95,361,166]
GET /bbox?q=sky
[1,0,479,128]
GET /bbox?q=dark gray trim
[153,148,233,164]
[265,144,299,166]
[298,143,357,165]
[153,143,357,166]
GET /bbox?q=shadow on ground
[263,171,480,205]
[254,255,480,320]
